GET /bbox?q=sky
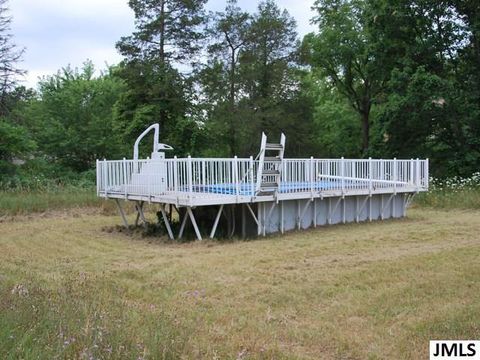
[10,0,317,89]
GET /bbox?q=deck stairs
[255,132,286,197]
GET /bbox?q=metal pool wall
[237,193,410,237]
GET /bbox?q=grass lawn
[1,206,480,359]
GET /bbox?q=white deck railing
[97,157,429,202]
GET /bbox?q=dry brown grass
[1,208,480,359]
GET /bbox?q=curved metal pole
[133,123,160,161]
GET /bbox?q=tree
[204,0,250,156]
[368,0,480,175]
[305,0,388,155]
[115,0,207,138]
[0,0,25,115]
[27,62,126,172]
[237,0,306,155]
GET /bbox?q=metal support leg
[210,204,224,239]
[115,198,129,228]
[187,207,202,241]
[242,204,246,238]
[299,200,312,229]
[160,204,174,240]
[263,203,266,237]
[178,209,189,239]
[280,201,284,234]
[135,201,147,228]
[369,196,372,221]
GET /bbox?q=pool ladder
[255,132,286,197]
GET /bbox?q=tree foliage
[2,0,480,186]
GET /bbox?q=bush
[415,172,480,209]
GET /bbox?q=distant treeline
[1,0,479,187]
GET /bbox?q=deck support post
[369,196,372,221]
[342,197,346,224]
[178,208,188,239]
[356,196,369,222]
[313,199,317,227]
[381,194,394,220]
[299,200,312,229]
[245,203,260,236]
[265,202,276,235]
[135,201,147,227]
[355,196,358,223]
[210,204,224,239]
[115,198,129,228]
[328,197,342,225]
[187,207,202,241]
[380,195,384,220]
[159,204,174,240]
[280,201,284,234]
[178,207,202,241]
[327,198,331,225]
[242,204,246,238]
[263,203,267,236]
[392,194,396,218]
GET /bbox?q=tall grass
[0,272,187,359]
[415,172,480,209]
[0,186,103,216]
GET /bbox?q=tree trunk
[158,0,167,128]
[361,110,370,154]
[229,47,236,157]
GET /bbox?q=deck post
[327,198,331,225]
[96,159,100,196]
[392,194,396,218]
[263,203,267,236]
[249,156,254,199]
[178,209,188,239]
[115,198,129,228]
[160,204,174,240]
[381,194,384,220]
[210,204,224,239]
[233,156,239,201]
[103,158,107,197]
[310,156,314,199]
[425,158,429,190]
[173,156,178,193]
[410,158,414,186]
[256,204,262,236]
[297,200,300,229]
[393,157,397,195]
[299,200,312,228]
[369,196,372,221]
[245,203,259,229]
[187,156,193,199]
[135,201,147,228]
[416,158,420,192]
[242,204,246,238]
[123,157,127,199]
[201,160,206,190]
[368,157,372,196]
[313,199,317,227]
[355,196,358,223]
[341,157,345,196]
[280,201,284,234]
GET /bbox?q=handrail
[133,123,160,161]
